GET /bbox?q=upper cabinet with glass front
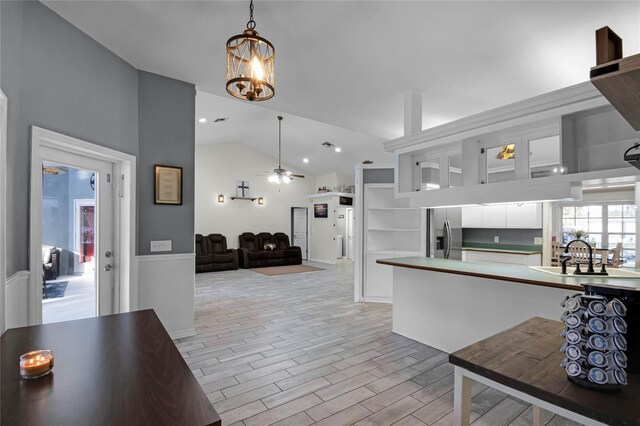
[387,82,640,206]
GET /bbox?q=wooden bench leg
[532,405,544,426]
[453,367,472,426]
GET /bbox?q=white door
[40,146,115,322]
[346,208,354,259]
[292,207,308,260]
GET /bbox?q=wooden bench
[449,317,639,426]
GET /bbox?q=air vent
[214,117,230,123]
[322,141,335,148]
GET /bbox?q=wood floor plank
[354,396,423,426]
[186,262,559,425]
[306,386,376,421]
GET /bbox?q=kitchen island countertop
[377,256,640,291]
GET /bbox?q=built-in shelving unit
[363,184,426,303]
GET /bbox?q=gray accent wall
[1,2,196,276]
[462,228,542,246]
[137,71,195,255]
[1,1,138,276]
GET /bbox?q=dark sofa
[195,234,238,273]
[237,232,302,268]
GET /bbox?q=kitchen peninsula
[377,257,640,353]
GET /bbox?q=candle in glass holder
[19,350,54,379]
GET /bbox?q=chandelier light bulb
[251,56,265,81]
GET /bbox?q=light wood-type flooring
[177,261,582,426]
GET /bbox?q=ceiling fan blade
[290,174,305,178]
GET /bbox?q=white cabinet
[461,206,483,228]
[481,205,507,228]
[365,253,394,302]
[463,250,542,266]
[462,203,542,229]
[505,203,542,228]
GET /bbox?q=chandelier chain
[247,0,256,30]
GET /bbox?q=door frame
[345,207,353,259]
[0,91,7,334]
[291,207,309,261]
[30,127,137,325]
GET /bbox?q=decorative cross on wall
[236,180,251,197]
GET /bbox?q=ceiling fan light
[268,174,279,183]
[283,175,291,184]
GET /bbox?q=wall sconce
[218,194,225,203]
[258,196,264,205]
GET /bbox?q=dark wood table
[449,317,639,426]
[1,309,221,426]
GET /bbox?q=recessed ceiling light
[335,147,342,153]
[198,118,207,123]
[303,158,309,163]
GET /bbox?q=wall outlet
[534,237,543,244]
[150,240,172,252]
[494,236,500,243]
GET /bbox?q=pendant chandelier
[226,0,275,102]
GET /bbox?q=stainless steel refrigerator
[427,208,462,260]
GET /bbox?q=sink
[529,266,640,279]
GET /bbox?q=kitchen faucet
[561,239,608,276]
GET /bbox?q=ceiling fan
[260,116,305,184]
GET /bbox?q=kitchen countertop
[377,256,640,291]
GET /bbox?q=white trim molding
[0,91,7,334]
[30,127,137,325]
[5,271,30,329]
[136,253,196,339]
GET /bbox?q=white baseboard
[363,296,392,304]
[309,258,337,265]
[6,270,30,329]
[170,327,196,340]
[136,253,195,338]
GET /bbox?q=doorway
[346,208,354,259]
[292,207,308,260]
[30,127,136,326]
[41,157,113,324]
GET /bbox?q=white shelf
[368,228,420,232]
[368,207,421,211]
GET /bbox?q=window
[561,203,636,264]
[420,158,440,191]
[485,145,515,184]
[529,135,560,179]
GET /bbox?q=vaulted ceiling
[44,1,640,175]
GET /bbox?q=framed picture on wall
[339,196,353,206]
[154,165,183,205]
[314,203,328,218]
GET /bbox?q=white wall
[310,196,339,263]
[137,254,195,339]
[195,143,316,248]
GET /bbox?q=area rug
[43,281,68,299]
[250,265,325,276]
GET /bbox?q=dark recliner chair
[237,232,302,268]
[195,234,238,273]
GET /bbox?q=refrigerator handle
[444,220,451,259]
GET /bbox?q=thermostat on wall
[150,240,172,252]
